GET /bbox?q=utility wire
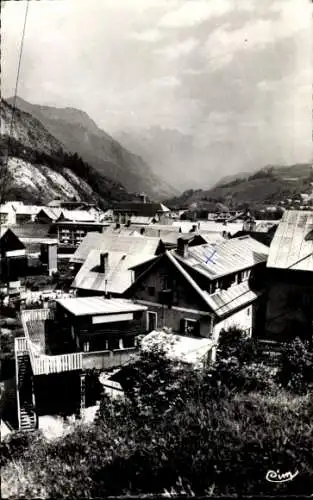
[0,0,29,300]
[0,0,30,208]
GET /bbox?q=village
[0,195,310,438]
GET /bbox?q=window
[161,275,171,290]
[148,286,155,296]
[182,318,200,336]
[247,306,251,316]
[83,341,90,352]
[147,311,157,332]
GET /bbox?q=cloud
[151,76,181,88]
[155,38,198,60]
[130,29,163,42]
[158,0,255,28]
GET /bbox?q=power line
[0,0,29,301]
[0,0,30,208]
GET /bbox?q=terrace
[17,306,141,376]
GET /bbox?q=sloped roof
[37,207,63,221]
[204,280,261,317]
[172,221,243,235]
[141,330,213,365]
[15,205,41,215]
[59,209,96,222]
[113,202,168,216]
[72,247,157,294]
[173,236,269,280]
[8,223,54,239]
[267,210,313,271]
[71,232,161,264]
[129,216,154,225]
[57,297,147,316]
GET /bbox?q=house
[0,228,27,292]
[265,210,313,342]
[15,204,41,224]
[54,220,108,252]
[112,199,171,225]
[0,203,17,225]
[126,235,269,359]
[15,297,148,431]
[71,233,163,296]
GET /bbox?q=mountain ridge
[0,99,131,206]
[165,163,313,209]
[6,97,176,200]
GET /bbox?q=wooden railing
[31,352,83,375]
[15,337,28,354]
[21,308,55,322]
[19,309,83,375]
[82,347,138,370]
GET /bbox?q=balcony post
[80,373,86,414]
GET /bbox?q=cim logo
[265,469,299,483]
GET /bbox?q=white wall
[213,305,253,342]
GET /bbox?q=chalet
[126,235,269,359]
[265,210,313,342]
[0,228,27,291]
[71,233,163,296]
[15,297,147,431]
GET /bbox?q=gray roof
[70,232,161,264]
[173,235,269,280]
[56,297,147,316]
[167,251,262,318]
[72,243,159,294]
[267,210,313,271]
[204,280,261,317]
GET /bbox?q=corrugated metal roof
[204,280,261,317]
[72,247,157,294]
[173,235,269,279]
[71,232,161,264]
[267,210,313,271]
[56,297,147,316]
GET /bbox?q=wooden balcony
[18,308,139,375]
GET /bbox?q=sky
[2,0,312,189]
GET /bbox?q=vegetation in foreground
[1,329,313,498]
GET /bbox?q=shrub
[276,337,313,394]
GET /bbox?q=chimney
[100,252,109,273]
[139,193,147,204]
[177,237,189,258]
